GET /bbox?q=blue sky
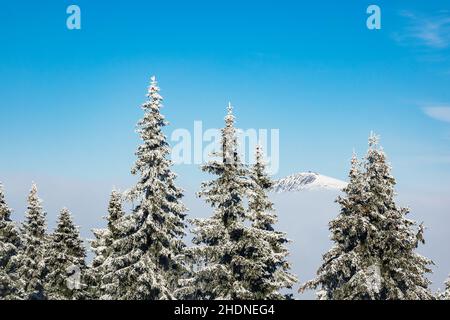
[1,1,450,229]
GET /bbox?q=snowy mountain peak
[272,172,347,193]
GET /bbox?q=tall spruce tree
[45,208,86,300]
[0,183,22,300]
[104,76,187,300]
[188,103,253,300]
[16,183,48,300]
[363,133,433,299]
[301,134,434,300]
[244,145,297,299]
[88,190,124,299]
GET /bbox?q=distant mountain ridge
[272,172,347,193]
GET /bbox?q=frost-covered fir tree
[0,183,22,300]
[300,152,367,299]
[88,190,124,299]
[45,208,86,300]
[105,76,187,300]
[301,134,434,300]
[362,134,433,299]
[188,103,254,300]
[16,183,48,300]
[244,145,297,299]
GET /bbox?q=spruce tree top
[22,183,47,239]
[106,189,124,235]
[248,145,276,230]
[52,208,86,266]
[131,76,170,189]
[198,102,248,216]
[128,76,186,233]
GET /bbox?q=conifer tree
[16,183,48,300]
[300,152,368,299]
[0,183,22,300]
[45,208,86,300]
[244,145,297,299]
[188,103,253,300]
[301,134,434,300]
[88,190,124,299]
[105,76,187,300]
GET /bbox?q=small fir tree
[244,145,297,299]
[45,208,86,300]
[88,189,124,299]
[16,183,48,300]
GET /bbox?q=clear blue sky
[1,0,450,210]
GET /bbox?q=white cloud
[394,11,450,49]
[423,106,450,123]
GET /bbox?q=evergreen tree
[88,190,124,299]
[188,103,253,300]
[105,76,187,300]
[0,183,22,300]
[300,152,368,299]
[16,183,48,300]
[45,208,86,300]
[243,145,297,299]
[301,133,434,300]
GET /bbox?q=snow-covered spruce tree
[87,190,124,299]
[300,152,371,299]
[103,76,187,300]
[187,103,254,300]
[244,145,297,299]
[45,208,86,300]
[16,183,48,300]
[301,134,434,300]
[362,134,433,299]
[0,183,22,300]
